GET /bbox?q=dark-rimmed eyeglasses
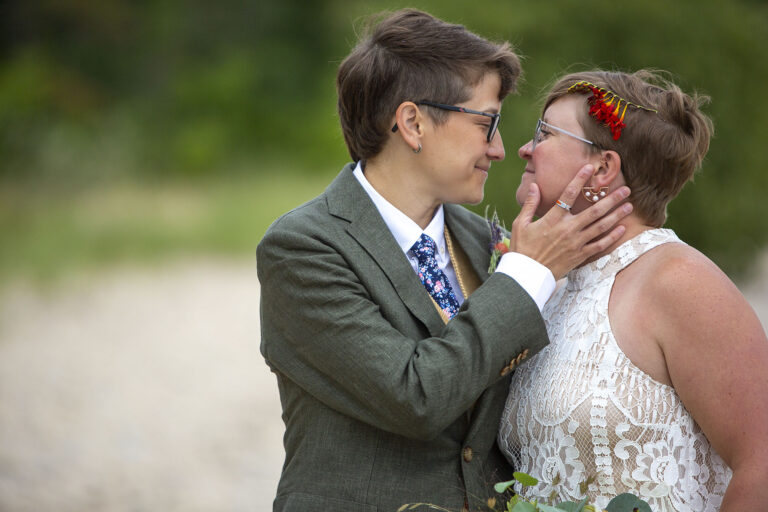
[532,119,595,151]
[391,101,501,143]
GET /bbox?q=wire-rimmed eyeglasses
[391,101,501,143]
[532,119,595,151]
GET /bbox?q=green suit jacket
[257,164,549,512]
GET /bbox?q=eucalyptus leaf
[513,471,539,487]
[510,502,538,512]
[555,499,589,512]
[494,479,517,493]
[536,503,569,512]
[507,493,521,511]
[605,493,652,512]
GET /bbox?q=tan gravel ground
[0,255,765,511]
[0,259,281,512]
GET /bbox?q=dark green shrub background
[2,0,766,278]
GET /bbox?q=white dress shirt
[353,162,554,310]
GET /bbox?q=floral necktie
[410,233,460,319]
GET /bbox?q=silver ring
[555,200,571,211]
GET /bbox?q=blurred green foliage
[2,0,767,277]
[0,173,331,284]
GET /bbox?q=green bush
[2,0,766,276]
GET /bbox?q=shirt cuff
[495,252,556,311]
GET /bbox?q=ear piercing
[582,186,608,202]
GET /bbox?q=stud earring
[582,186,608,202]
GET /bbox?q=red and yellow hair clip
[568,80,657,140]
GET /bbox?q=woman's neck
[581,214,651,266]
[363,157,440,230]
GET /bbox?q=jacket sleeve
[257,217,549,441]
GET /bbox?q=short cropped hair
[336,9,521,162]
[544,70,713,227]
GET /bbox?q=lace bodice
[498,229,732,511]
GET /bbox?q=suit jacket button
[462,446,473,462]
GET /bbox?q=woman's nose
[518,139,533,160]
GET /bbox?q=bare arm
[650,250,768,509]
[510,165,633,279]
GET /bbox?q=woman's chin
[514,185,527,207]
[466,191,485,205]
[516,173,536,207]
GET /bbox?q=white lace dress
[498,229,732,511]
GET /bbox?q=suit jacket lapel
[327,167,509,443]
[444,204,509,437]
[444,204,492,284]
[325,165,446,336]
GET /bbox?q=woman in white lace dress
[498,70,768,511]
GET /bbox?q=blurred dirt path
[0,259,281,512]
[0,256,765,511]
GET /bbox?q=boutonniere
[486,206,510,274]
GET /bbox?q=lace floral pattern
[498,229,732,512]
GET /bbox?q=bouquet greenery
[398,471,652,512]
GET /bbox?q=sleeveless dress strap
[566,228,684,291]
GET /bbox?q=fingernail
[528,184,536,196]
[620,187,630,198]
[623,203,633,213]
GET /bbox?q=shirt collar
[353,161,445,255]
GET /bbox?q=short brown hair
[544,70,713,227]
[336,9,521,162]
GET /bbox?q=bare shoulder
[629,241,759,342]
[631,242,736,301]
